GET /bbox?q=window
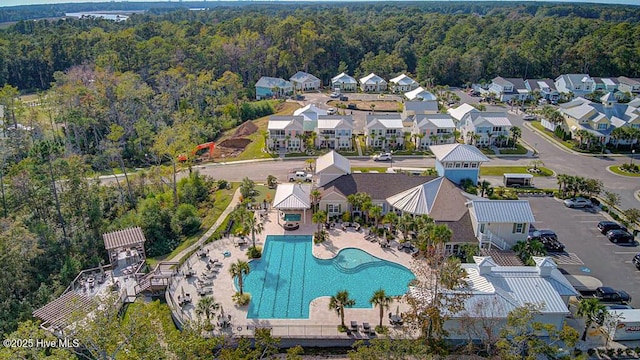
[512,223,525,234]
[492,126,502,132]
[479,224,485,233]
[445,244,461,255]
[455,163,461,168]
[471,163,478,168]
[327,204,341,214]
[445,162,453,168]
[463,163,470,168]
[597,123,608,130]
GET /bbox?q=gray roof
[430,143,490,163]
[256,76,293,89]
[618,76,640,86]
[321,173,437,201]
[404,101,438,113]
[103,227,146,251]
[290,71,320,83]
[525,78,557,92]
[470,200,536,223]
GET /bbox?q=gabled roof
[447,103,478,121]
[405,86,437,101]
[469,200,535,223]
[317,115,354,130]
[525,78,557,92]
[290,71,320,83]
[492,76,513,87]
[404,101,438,113]
[365,115,404,129]
[601,92,617,103]
[316,150,351,174]
[430,143,490,163]
[273,183,312,209]
[464,112,512,127]
[558,74,592,88]
[414,114,455,129]
[321,173,437,201]
[267,116,304,130]
[359,73,386,85]
[386,177,468,220]
[618,76,640,86]
[256,76,292,89]
[331,72,357,84]
[389,73,418,86]
[294,104,327,117]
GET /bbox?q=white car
[563,197,592,208]
[373,153,392,161]
[327,108,337,115]
[330,92,340,98]
[523,114,537,121]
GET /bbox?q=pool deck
[168,209,418,340]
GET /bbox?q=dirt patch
[233,121,258,137]
[214,138,252,158]
[327,99,401,112]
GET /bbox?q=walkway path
[356,138,363,156]
[169,188,242,263]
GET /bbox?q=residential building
[460,112,513,147]
[364,114,404,149]
[488,77,529,102]
[412,114,456,149]
[331,72,358,92]
[593,77,619,93]
[289,71,321,92]
[315,115,354,150]
[315,150,351,187]
[404,86,437,101]
[554,74,595,96]
[293,104,327,132]
[430,143,489,185]
[524,79,560,103]
[440,256,577,341]
[467,200,535,250]
[448,103,479,128]
[618,76,640,94]
[403,100,439,119]
[272,183,312,224]
[359,73,387,92]
[266,116,305,152]
[255,76,293,100]
[388,73,419,93]
[559,94,640,145]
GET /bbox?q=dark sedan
[606,229,635,244]
[597,221,627,235]
[527,229,565,252]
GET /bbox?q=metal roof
[290,71,320,83]
[470,200,535,223]
[331,72,357,84]
[405,87,437,101]
[273,183,312,209]
[267,116,304,130]
[103,227,146,251]
[415,114,455,129]
[255,76,292,89]
[447,103,478,121]
[430,143,490,163]
[360,73,386,85]
[466,112,513,127]
[389,73,418,86]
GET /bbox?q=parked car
[527,229,565,252]
[606,229,635,243]
[288,171,313,182]
[330,92,340,98]
[339,96,349,101]
[347,103,357,110]
[327,108,337,115]
[523,114,537,121]
[563,197,592,208]
[633,253,640,270]
[605,304,634,310]
[373,153,392,161]
[594,286,632,304]
[598,220,627,234]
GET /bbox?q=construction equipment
[178,142,215,162]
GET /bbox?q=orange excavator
[178,142,215,162]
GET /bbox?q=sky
[1,0,639,7]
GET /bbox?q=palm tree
[383,211,398,235]
[429,134,438,146]
[368,205,383,228]
[329,290,356,329]
[556,173,568,193]
[195,296,220,321]
[479,180,492,197]
[473,133,481,146]
[396,213,415,241]
[312,210,327,235]
[486,131,494,147]
[610,127,628,149]
[510,126,522,147]
[229,260,251,295]
[577,298,606,341]
[310,189,322,213]
[370,289,393,328]
[496,134,508,148]
[246,213,263,249]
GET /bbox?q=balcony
[478,231,508,251]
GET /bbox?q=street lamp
[390,150,394,169]
[632,149,636,167]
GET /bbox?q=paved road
[453,89,640,210]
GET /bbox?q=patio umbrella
[395,305,400,316]
[220,305,225,318]
[181,286,185,298]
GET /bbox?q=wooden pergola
[32,292,96,331]
[102,227,146,266]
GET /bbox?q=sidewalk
[169,188,242,263]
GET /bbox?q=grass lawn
[352,166,390,173]
[327,99,402,112]
[250,184,276,204]
[530,121,596,154]
[609,165,640,177]
[147,183,236,267]
[481,148,496,155]
[499,143,528,155]
[480,166,553,177]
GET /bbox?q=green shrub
[171,203,202,236]
[233,292,251,306]
[247,246,262,259]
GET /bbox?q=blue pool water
[283,213,301,222]
[243,235,415,319]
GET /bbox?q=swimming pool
[242,235,415,319]
[283,213,301,222]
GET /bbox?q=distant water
[65,12,129,21]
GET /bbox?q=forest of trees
[0,2,638,356]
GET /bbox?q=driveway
[527,197,640,308]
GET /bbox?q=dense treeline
[0,3,640,92]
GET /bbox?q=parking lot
[527,197,640,307]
